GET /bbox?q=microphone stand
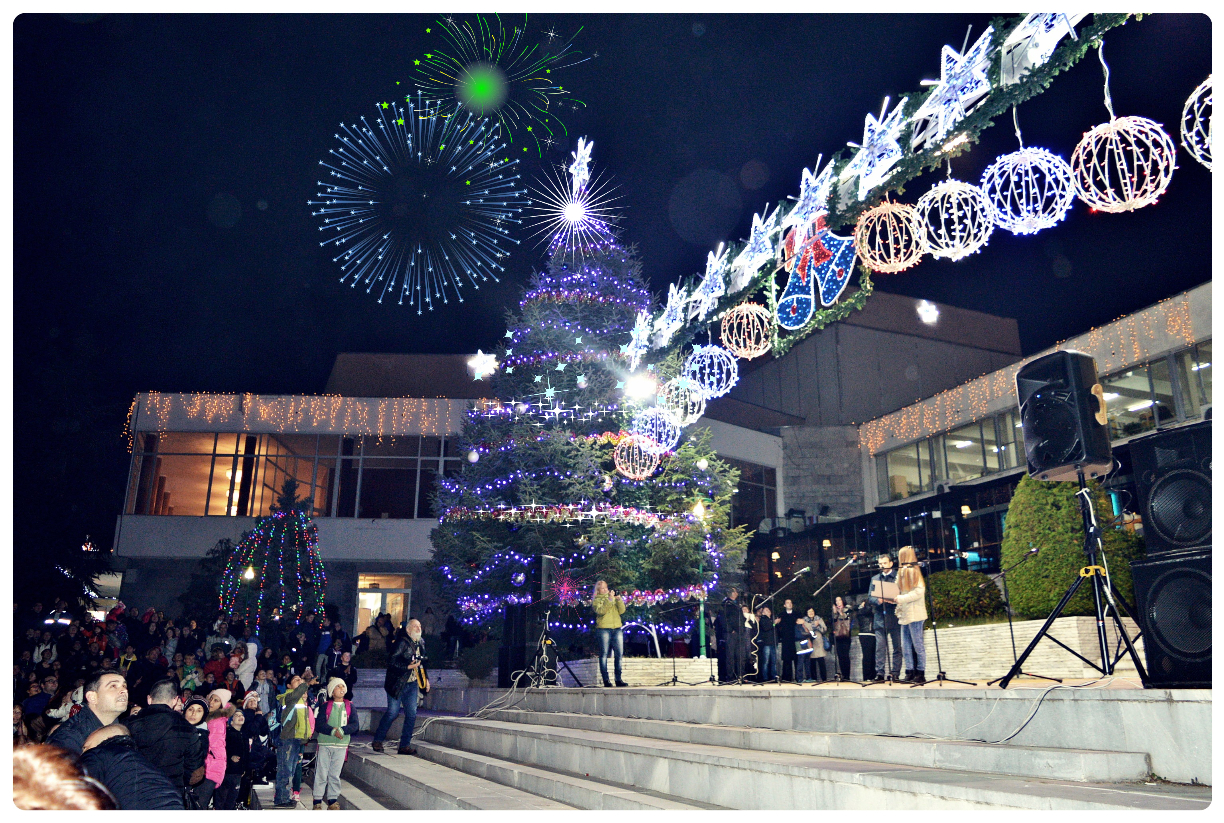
[807,555,865,686]
[748,568,809,686]
[987,547,1062,686]
[653,603,703,686]
[909,565,974,688]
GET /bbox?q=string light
[630,407,682,455]
[981,146,1075,235]
[219,510,326,633]
[684,345,739,400]
[854,199,925,273]
[915,178,995,261]
[657,377,707,426]
[719,303,773,360]
[1180,76,1212,170]
[613,433,661,480]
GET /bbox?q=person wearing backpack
[272,670,316,808]
[311,677,360,810]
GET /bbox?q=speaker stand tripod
[996,469,1149,689]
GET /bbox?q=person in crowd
[198,688,235,808]
[896,545,929,684]
[214,709,250,809]
[179,652,204,693]
[23,674,58,717]
[223,668,247,703]
[739,603,757,678]
[420,606,438,639]
[34,631,57,665]
[202,644,231,685]
[855,596,877,681]
[312,677,359,810]
[754,605,778,682]
[831,596,853,681]
[592,581,628,688]
[314,614,334,676]
[289,629,314,675]
[240,692,274,789]
[718,587,745,683]
[179,619,200,660]
[47,671,129,755]
[371,620,425,755]
[775,598,802,683]
[126,678,208,792]
[33,648,56,682]
[205,621,236,657]
[13,742,117,810]
[256,646,278,674]
[241,624,263,659]
[14,703,31,746]
[324,636,346,674]
[332,650,359,696]
[273,670,316,808]
[117,645,138,675]
[133,620,162,657]
[277,652,296,681]
[869,553,904,681]
[805,607,828,683]
[127,645,168,707]
[80,724,185,810]
[162,626,180,660]
[442,611,462,662]
[253,666,276,715]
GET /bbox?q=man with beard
[370,619,425,756]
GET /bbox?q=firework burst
[410,14,592,156]
[310,95,530,313]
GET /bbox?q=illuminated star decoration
[652,282,688,349]
[728,206,780,293]
[621,309,653,372]
[1000,13,1088,86]
[468,350,500,380]
[526,136,620,261]
[910,26,996,153]
[781,159,835,230]
[840,96,910,200]
[687,244,728,322]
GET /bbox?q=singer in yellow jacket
[592,581,628,687]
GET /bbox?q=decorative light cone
[1180,75,1212,171]
[915,179,995,260]
[981,147,1075,235]
[630,407,682,455]
[1071,115,1177,212]
[658,377,707,426]
[683,344,739,399]
[854,200,925,273]
[720,302,774,359]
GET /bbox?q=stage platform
[339,680,1211,810]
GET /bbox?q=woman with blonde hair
[895,546,928,684]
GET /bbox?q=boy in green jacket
[592,581,628,687]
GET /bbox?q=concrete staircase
[339,685,1210,810]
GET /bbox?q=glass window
[209,457,241,516]
[1196,341,1211,406]
[148,454,214,515]
[335,458,359,518]
[944,422,984,482]
[153,432,217,454]
[995,411,1022,470]
[885,443,921,499]
[1175,349,1206,419]
[362,436,419,457]
[929,435,948,484]
[1101,367,1155,439]
[358,574,409,589]
[982,417,1001,472]
[357,458,418,519]
[416,465,438,519]
[355,574,412,636]
[1148,358,1177,428]
[724,456,777,528]
[421,437,442,458]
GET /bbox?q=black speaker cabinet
[1130,549,1211,688]
[1129,421,1212,555]
[1016,350,1113,481]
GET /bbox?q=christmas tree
[430,142,748,643]
[219,479,327,633]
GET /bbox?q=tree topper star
[569,136,594,197]
[467,350,499,381]
[840,96,910,200]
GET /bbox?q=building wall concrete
[779,426,863,521]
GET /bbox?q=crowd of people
[12,598,387,810]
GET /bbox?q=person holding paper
[868,554,903,681]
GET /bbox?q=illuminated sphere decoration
[915,179,995,261]
[658,377,707,426]
[1071,116,1177,213]
[720,302,774,359]
[980,147,1075,235]
[1180,76,1212,171]
[853,200,925,274]
[684,345,739,400]
[631,407,682,455]
[613,433,662,480]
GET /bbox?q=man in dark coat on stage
[80,725,185,810]
[719,587,745,682]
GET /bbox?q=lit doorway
[355,573,412,635]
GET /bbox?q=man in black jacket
[719,587,744,682]
[776,598,802,682]
[127,679,208,789]
[47,671,128,755]
[80,724,185,810]
[371,620,425,755]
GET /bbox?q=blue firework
[310,95,530,313]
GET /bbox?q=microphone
[797,566,811,574]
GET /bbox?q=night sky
[12,13,1212,563]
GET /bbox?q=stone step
[419,717,1210,810]
[412,737,721,810]
[342,744,575,810]
[337,773,405,811]
[481,708,1150,783]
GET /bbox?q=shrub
[1001,474,1145,619]
[458,641,498,681]
[928,570,1006,619]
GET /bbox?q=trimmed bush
[928,570,1006,619]
[458,641,498,681]
[1001,474,1145,619]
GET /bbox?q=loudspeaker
[1130,549,1211,688]
[1128,421,1211,555]
[1015,350,1113,482]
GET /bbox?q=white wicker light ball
[915,179,995,261]
[1180,76,1212,171]
[658,377,707,426]
[980,147,1075,235]
[683,345,739,400]
[720,302,773,360]
[1071,116,1177,213]
[631,407,682,455]
[853,200,925,273]
[613,433,661,480]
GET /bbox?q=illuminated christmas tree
[219,479,327,633]
[430,140,748,641]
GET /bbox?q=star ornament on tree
[468,350,500,380]
[910,26,996,153]
[1000,13,1088,86]
[569,136,594,197]
[687,244,728,322]
[841,96,910,201]
[728,206,780,293]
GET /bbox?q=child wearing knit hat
[311,678,359,810]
